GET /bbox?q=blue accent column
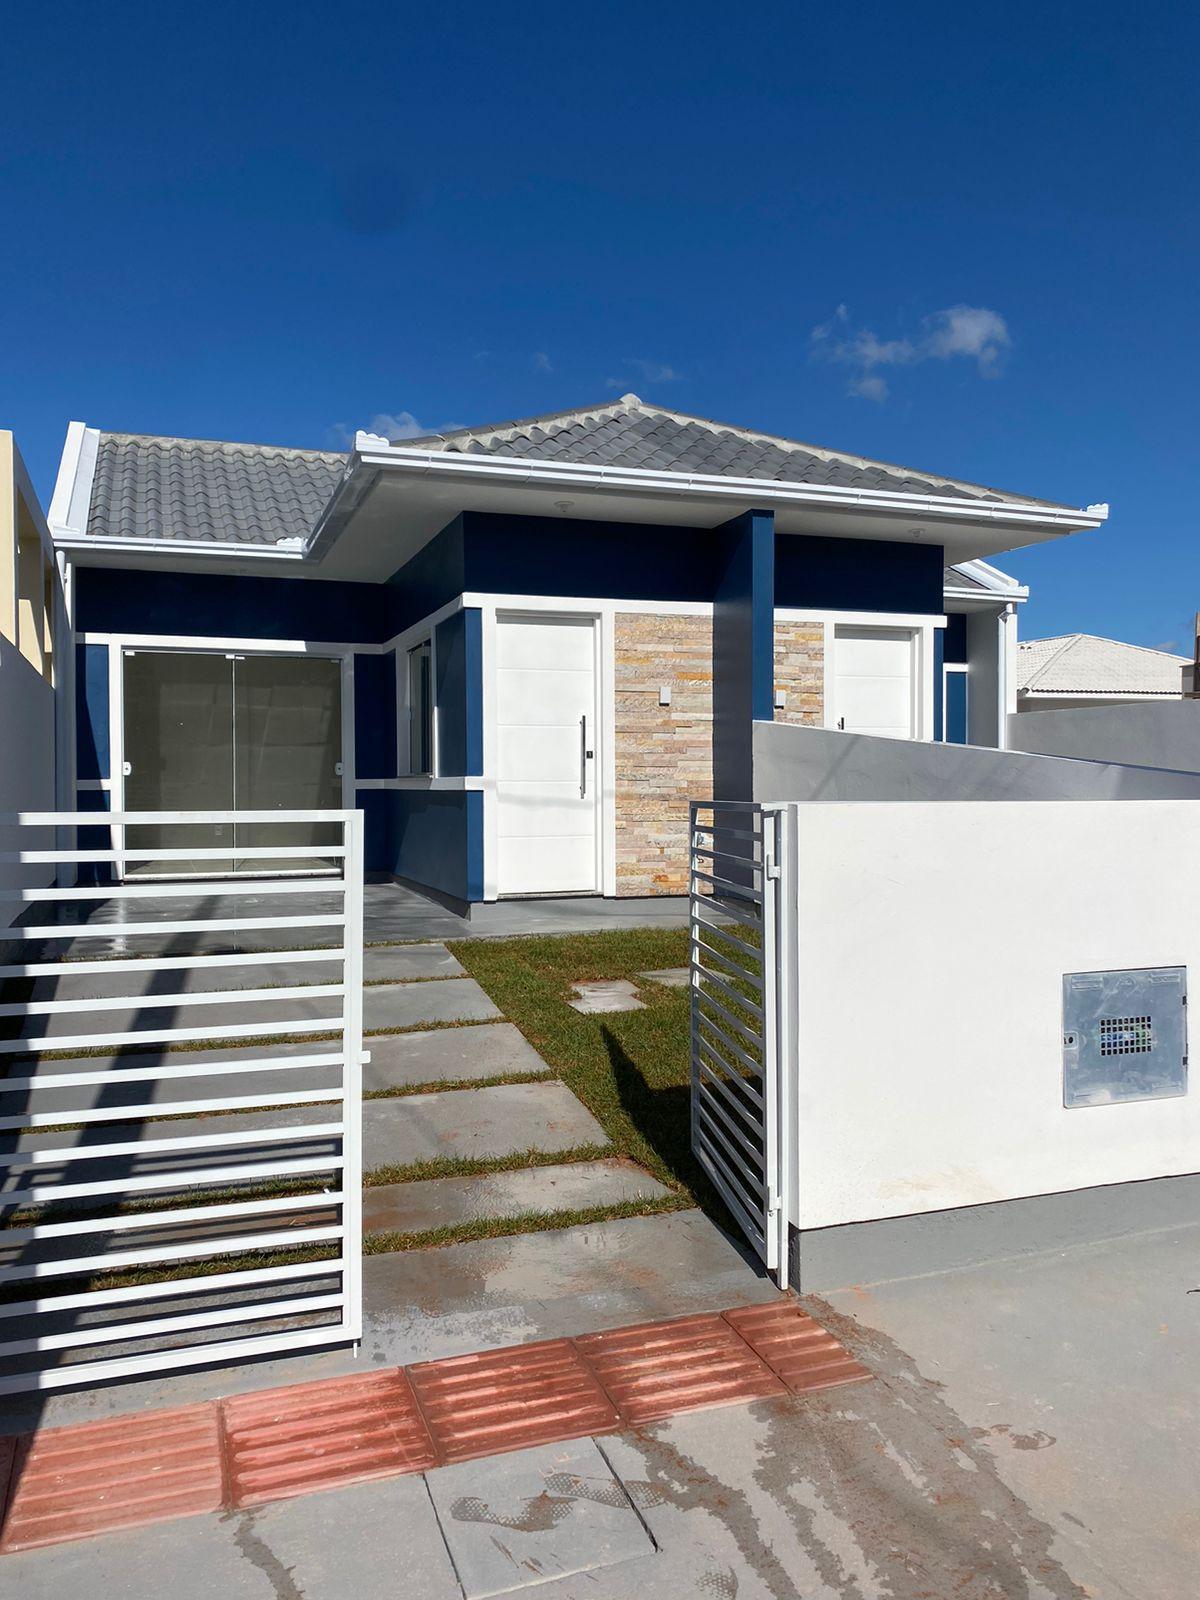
[712,509,775,799]
[933,628,945,742]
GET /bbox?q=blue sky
[2,2,1194,648]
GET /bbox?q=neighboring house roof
[393,394,1055,506]
[72,394,1080,549]
[85,432,345,546]
[1018,634,1189,698]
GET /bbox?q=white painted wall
[791,800,1200,1229]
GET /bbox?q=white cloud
[922,305,1010,373]
[328,411,433,448]
[608,357,683,388]
[533,351,553,373]
[848,374,889,403]
[811,303,1011,399]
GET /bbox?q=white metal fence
[689,800,795,1285]
[0,809,364,1393]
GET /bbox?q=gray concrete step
[0,1024,549,1113]
[1,975,501,1049]
[361,1158,671,1236]
[9,1079,608,1190]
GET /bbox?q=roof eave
[309,437,1107,554]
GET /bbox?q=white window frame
[401,634,436,778]
[80,632,354,879]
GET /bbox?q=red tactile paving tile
[575,1311,786,1425]
[724,1300,872,1394]
[408,1337,620,1464]
[222,1368,436,1508]
[0,1405,223,1553]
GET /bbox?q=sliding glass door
[122,651,343,877]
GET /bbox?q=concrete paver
[368,1021,549,1087]
[425,1438,655,1598]
[2,1473,462,1600]
[14,943,463,1004]
[9,1022,548,1111]
[568,979,645,1014]
[6,974,500,1047]
[1,1079,605,1189]
[362,1157,671,1235]
[362,1079,609,1169]
[636,967,689,988]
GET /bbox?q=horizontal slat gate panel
[0,808,364,1392]
[689,800,780,1278]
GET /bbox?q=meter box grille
[1063,967,1187,1108]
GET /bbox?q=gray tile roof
[397,394,1055,506]
[81,396,1067,548]
[86,433,345,545]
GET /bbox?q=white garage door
[495,614,599,895]
[832,626,916,739]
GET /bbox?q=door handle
[580,715,588,797]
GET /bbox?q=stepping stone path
[4,940,672,1265]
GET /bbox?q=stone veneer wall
[612,613,825,895]
[773,620,825,726]
[614,613,713,896]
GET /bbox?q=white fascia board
[945,556,1029,601]
[48,423,100,541]
[347,440,1109,536]
[57,534,307,563]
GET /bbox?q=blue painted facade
[76,642,110,780]
[72,513,975,903]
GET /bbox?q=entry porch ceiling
[309,457,1104,583]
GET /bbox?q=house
[1016,633,1190,711]
[48,395,1106,909]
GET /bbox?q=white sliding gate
[689,800,795,1286]
[0,809,364,1393]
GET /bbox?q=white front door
[495,614,599,895]
[831,626,917,739]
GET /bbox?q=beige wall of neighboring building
[612,612,826,896]
[0,431,62,896]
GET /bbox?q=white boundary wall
[791,800,1200,1230]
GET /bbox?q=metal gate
[689,800,794,1285]
[0,809,364,1393]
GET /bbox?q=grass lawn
[452,926,724,1218]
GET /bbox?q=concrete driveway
[5,1213,1196,1599]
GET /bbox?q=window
[407,640,433,774]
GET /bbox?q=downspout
[54,549,77,882]
[997,602,1017,751]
